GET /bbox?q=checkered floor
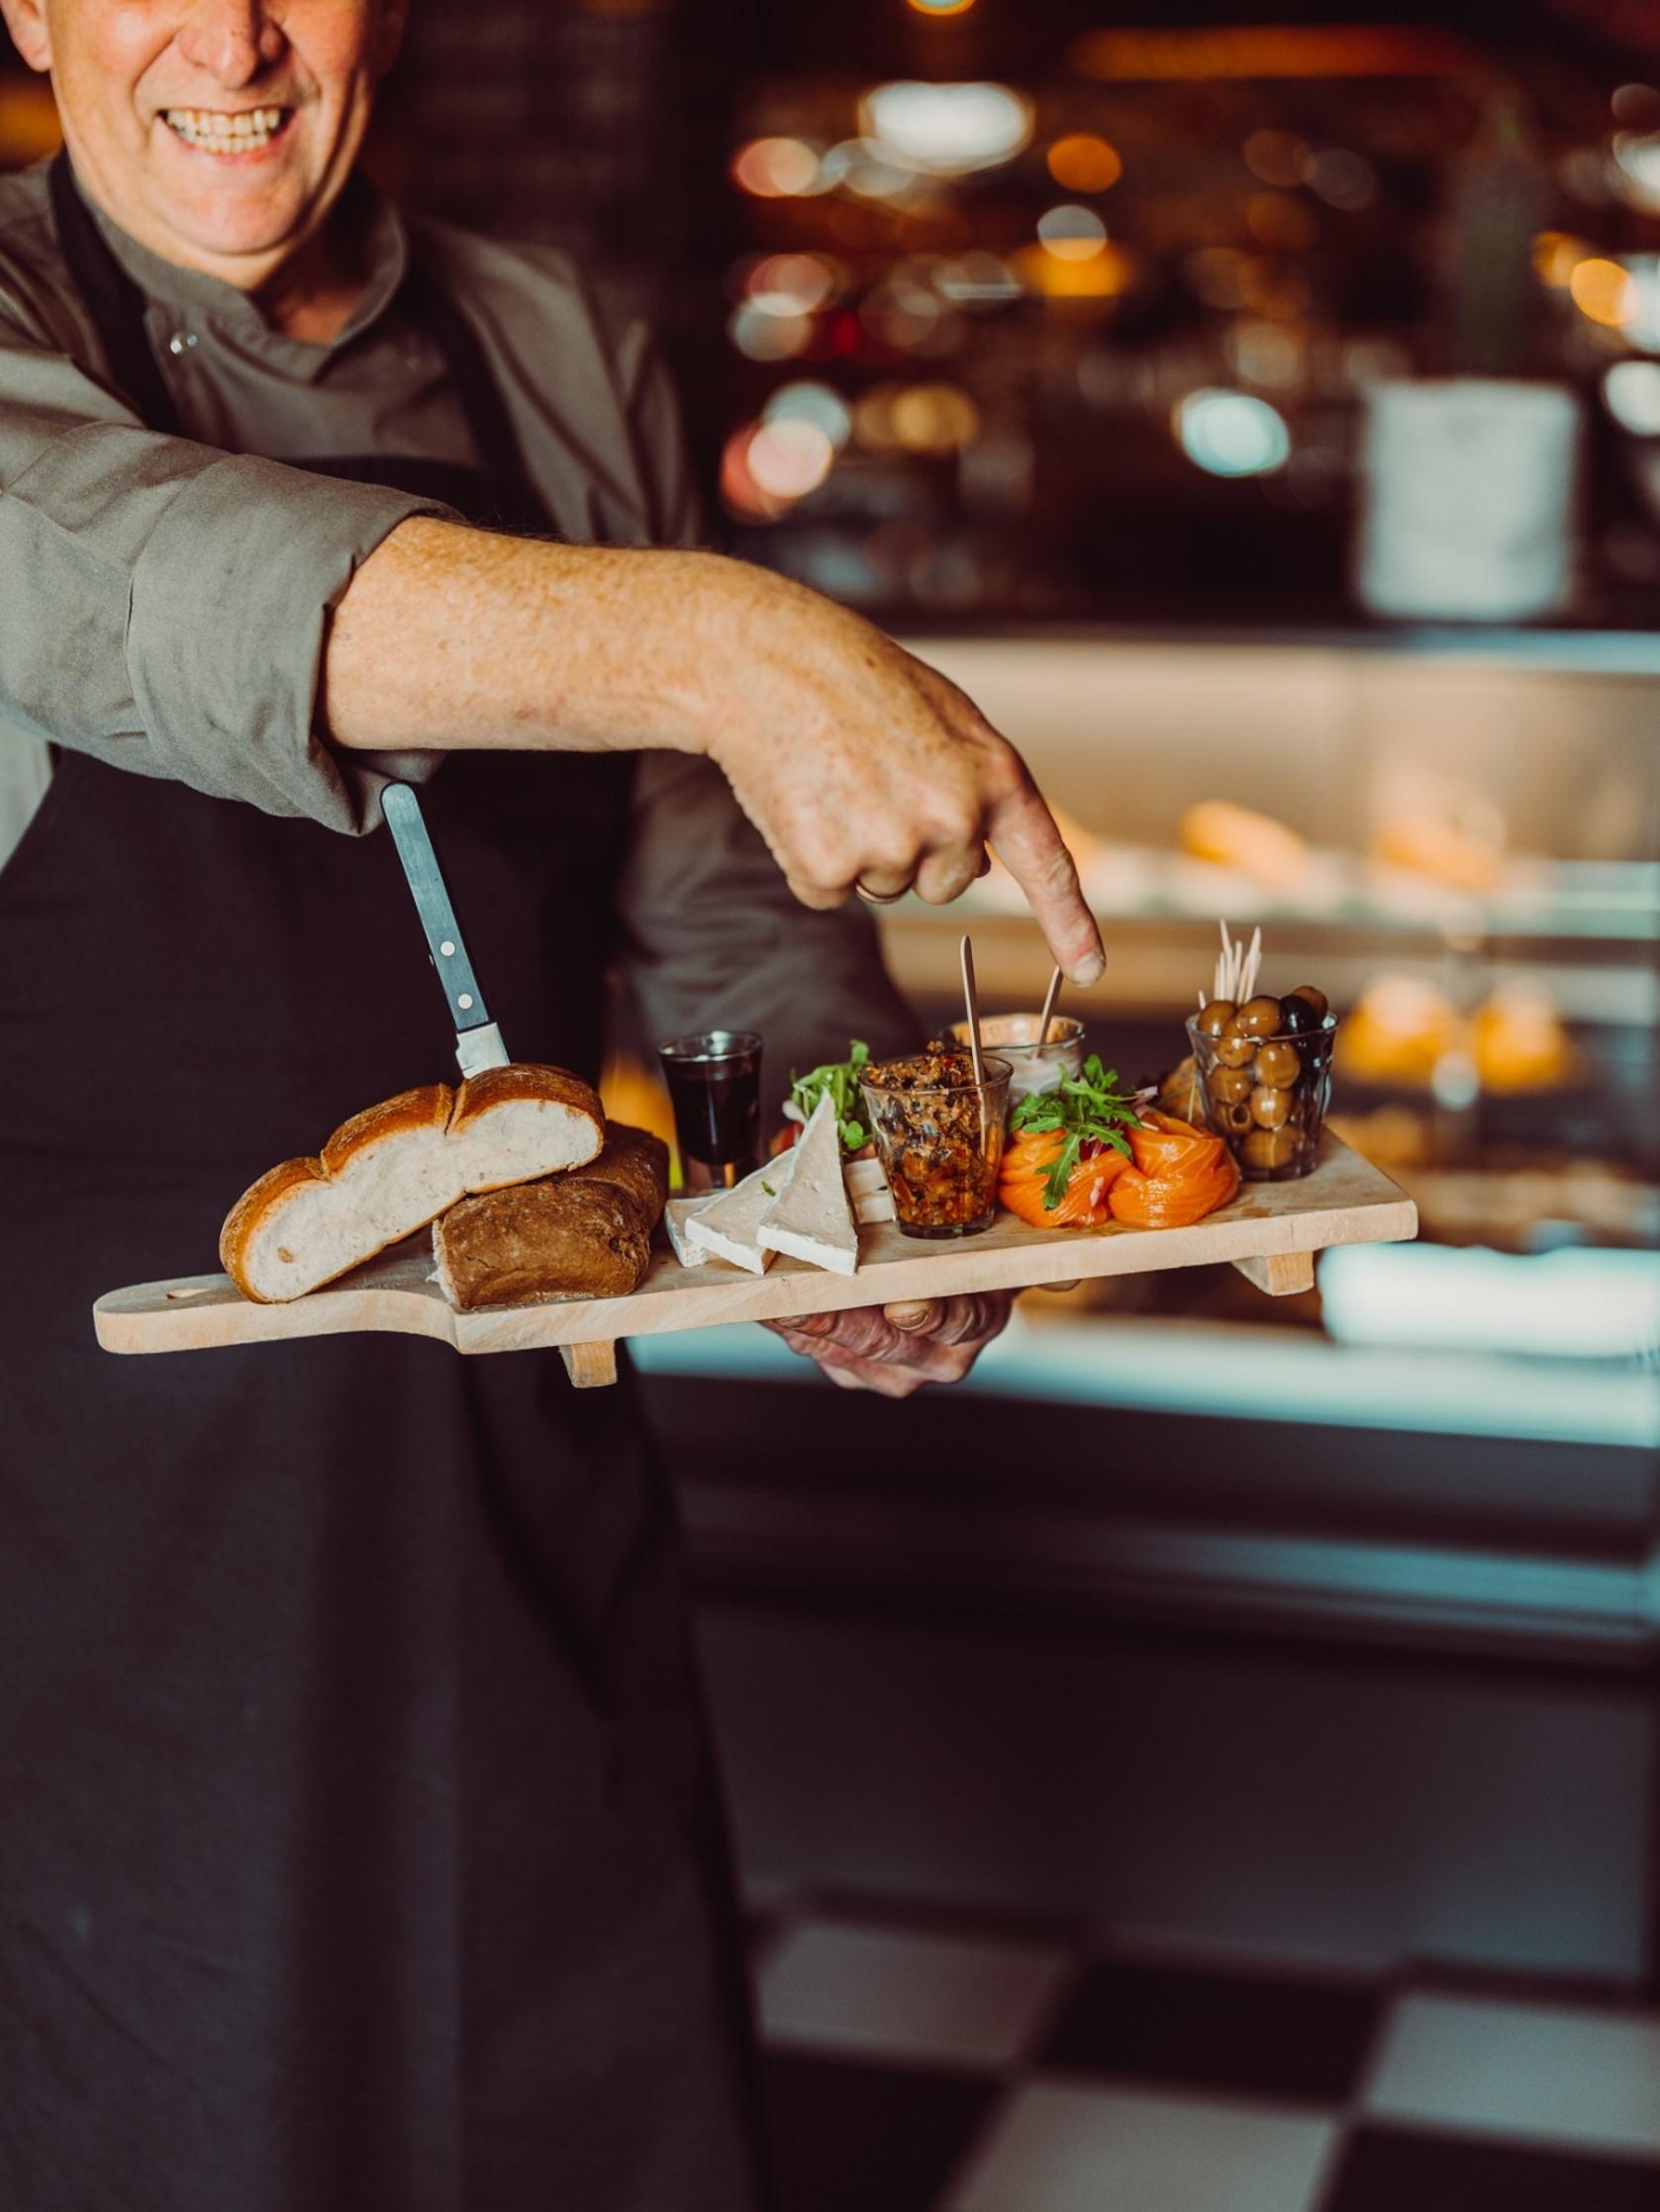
[748,1899,1660,2211]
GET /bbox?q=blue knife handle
[381,782,493,1034]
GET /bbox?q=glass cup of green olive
[1186,986,1337,1181]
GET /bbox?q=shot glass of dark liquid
[658,1030,763,1188]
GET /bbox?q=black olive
[1277,994,1322,1036]
[1286,984,1328,1017]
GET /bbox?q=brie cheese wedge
[679,1147,800,1274]
[757,1093,860,1276]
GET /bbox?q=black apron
[0,160,765,2212]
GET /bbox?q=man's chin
[143,192,313,276]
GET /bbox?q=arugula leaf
[1010,1053,1143,1210]
[789,1040,872,1155]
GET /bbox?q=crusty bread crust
[320,1084,453,1179]
[449,1063,604,1148]
[218,1157,329,1301]
[221,1063,609,1303]
[434,1180,652,1312]
[577,1124,670,1219]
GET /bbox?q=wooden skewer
[1035,964,1063,1047]
[959,933,987,1089]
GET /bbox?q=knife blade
[381,782,510,1076]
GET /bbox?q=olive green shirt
[0,160,909,1078]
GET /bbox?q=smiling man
[0,4,1099,2205]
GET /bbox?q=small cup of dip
[942,1013,1087,1105]
[859,1049,1013,1239]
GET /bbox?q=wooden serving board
[93,1137,1416,1388]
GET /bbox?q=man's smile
[160,105,293,157]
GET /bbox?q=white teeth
[163,106,286,151]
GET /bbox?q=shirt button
[167,332,198,354]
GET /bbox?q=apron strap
[47,152,551,535]
[49,152,186,438]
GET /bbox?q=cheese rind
[757,1094,859,1276]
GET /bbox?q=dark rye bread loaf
[433,1124,669,1312]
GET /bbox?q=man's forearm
[323,517,725,757]
[322,514,1107,986]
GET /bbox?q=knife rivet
[439,939,455,957]
[457,993,474,1010]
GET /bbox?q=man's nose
[175,0,287,85]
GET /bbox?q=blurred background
[6,4,1658,2206]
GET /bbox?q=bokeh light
[747,419,836,501]
[820,138,917,201]
[1175,388,1291,477]
[1046,134,1123,193]
[859,81,1031,175]
[1307,146,1377,211]
[727,300,812,361]
[1570,257,1638,329]
[890,382,981,453]
[906,0,976,14]
[764,381,855,449]
[1531,232,1590,289]
[730,137,823,199]
[935,250,1023,304]
[1604,359,1660,433]
[1014,240,1134,300]
[745,253,837,316]
[1037,204,1109,261]
[1242,129,1309,187]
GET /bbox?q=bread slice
[221,1065,607,1303]
[448,1064,604,1192]
[432,1125,668,1313]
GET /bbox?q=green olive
[1220,1100,1253,1136]
[1208,1064,1253,1105]
[1253,1040,1302,1088]
[1286,983,1328,1017]
[1241,1125,1301,1170]
[1235,994,1286,1039]
[1214,1028,1255,1069]
[1249,1084,1290,1129]
[1195,999,1236,1039]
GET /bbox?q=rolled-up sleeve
[0,331,450,833]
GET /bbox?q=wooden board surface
[94,1136,1416,1364]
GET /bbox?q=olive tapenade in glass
[859,1050,1013,1238]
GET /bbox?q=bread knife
[381,782,511,1076]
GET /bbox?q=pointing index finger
[986,781,1105,986]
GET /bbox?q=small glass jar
[1185,1012,1338,1181]
[859,1052,1013,1238]
[942,1014,1087,1106]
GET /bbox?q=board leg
[1231,1250,1317,1298]
[560,1340,619,1389]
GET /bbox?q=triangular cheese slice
[677,1146,800,1274]
[756,1093,859,1276]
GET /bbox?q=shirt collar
[86,171,410,362]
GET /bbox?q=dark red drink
[658,1030,762,1184]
